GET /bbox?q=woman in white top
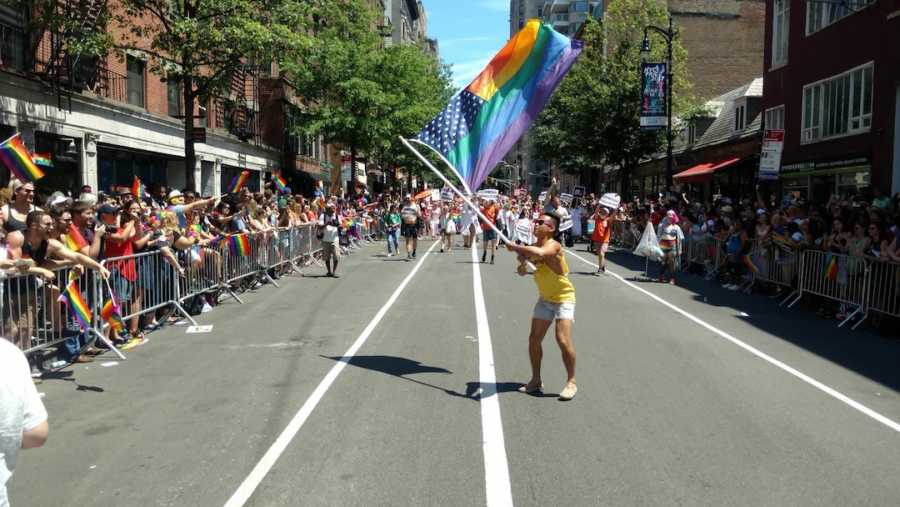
[656,210,684,285]
[429,203,441,239]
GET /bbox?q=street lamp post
[641,16,676,191]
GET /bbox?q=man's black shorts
[401,223,418,238]
[483,228,497,242]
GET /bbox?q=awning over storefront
[674,157,742,184]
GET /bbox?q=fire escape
[34,0,115,110]
[214,64,260,144]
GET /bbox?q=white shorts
[533,298,575,322]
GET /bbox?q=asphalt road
[9,238,900,507]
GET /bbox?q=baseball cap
[98,204,119,215]
[168,190,183,200]
[47,192,73,209]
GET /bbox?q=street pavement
[9,238,900,507]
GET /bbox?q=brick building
[762,0,900,201]
[0,1,334,196]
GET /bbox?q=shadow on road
[323,355,532,401]
[601,248,900,394]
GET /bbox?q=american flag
[417,90,485,155]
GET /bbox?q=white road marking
[471,245,514,507]
[224,241,440,507]
[565,248,900,434]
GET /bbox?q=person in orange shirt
[480,199,499,264]
[591,206,612,274]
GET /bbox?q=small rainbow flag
[274,173,289,194]
[64,224,89,251]
[132,176,146,199]
[58,280,92,329]
[0,133,45,182]
[741,254,760,274]
[31,152,53,168]
[229,234,251,256]
[825,256,839,281]
[101,298,126,333]
[227,170,251,193]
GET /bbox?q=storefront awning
[674,157,742,184]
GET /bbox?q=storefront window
[837,171,869,199]
[220,165,260,193]
[98,147,170,194]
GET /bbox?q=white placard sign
[440,188,453,201]
[477,188,500,201]
[758,129,784,181]
[599,193,621,210]
[515,221,535,244]
[538,191,547,202]
[560,193,573,207]
[431,189,441,201]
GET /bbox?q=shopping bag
[633,222,663,261]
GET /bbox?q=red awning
[674,157,742,184]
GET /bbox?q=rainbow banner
[64,224,89,251]
[417,20,581,191]
[228,170,251,193]
[101,298,126,333]
[229,234,251,257]
[825,256,839,281]
[132,176,146,199]
[274,173,289,194]
[31,152,53,168]
[0,133,45,182]
[58,280,92,329]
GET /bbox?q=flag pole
[408,138,474,197]
[400,136,537,271]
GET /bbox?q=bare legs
[524,317,576,389]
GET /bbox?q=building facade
[763,0,900,200]
[0,2,335,197]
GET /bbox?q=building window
[806,0,874,35]
[802,63,873,143]
[688,122,697,144]
[771,0,789,67]
[0,21,25,71]
[167,79,182,117]
[734,103,746,132]
[126,56,145,108]
[765,105,785,130]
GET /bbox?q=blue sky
[424,1,511,91]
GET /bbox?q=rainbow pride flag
[0,133,45,182]
[58,280,92,329]
[31,152,53,168]
[101,298,126,333]
[825,256,839,281]
[274,173,289,194]
[228,170,251,193]
[64,224,89,251]
[417,20,581,191]
[132,176,146,199]
[229,234,251,256]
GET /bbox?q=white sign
[759,129,784,181]
[598,193,621,210]
[440,188,453,201]
[538,191,547,202]
[560,193,573,207]
[477,188,499,201]
[431,189,441,201]
[340,155,352,182]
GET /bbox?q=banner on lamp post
[758,129,784,181]
[640,62,667,130]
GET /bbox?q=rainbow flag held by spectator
[101,298,126,333]
[825,255,839,281]
[0,133,45,182]
[58,280,92,329]
[31,152,53,168]
[741,254,760,274]
[64,224,89,251]
[227,170,251,193]
[274,173,289,193]
[132,176,146,199]
[229,234,251,256]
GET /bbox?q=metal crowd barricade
[98,249,199,334]
[789,250,869,328]
[865,259,900,320]
[743,240,801,304]
[682,234,722,276]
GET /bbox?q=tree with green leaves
[532,0,693,198]
[110,0,304,188]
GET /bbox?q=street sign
[759,129,784,181]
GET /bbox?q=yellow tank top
[533,251,576,303]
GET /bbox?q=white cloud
[479,0,509,12]
[451,54,494,89]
